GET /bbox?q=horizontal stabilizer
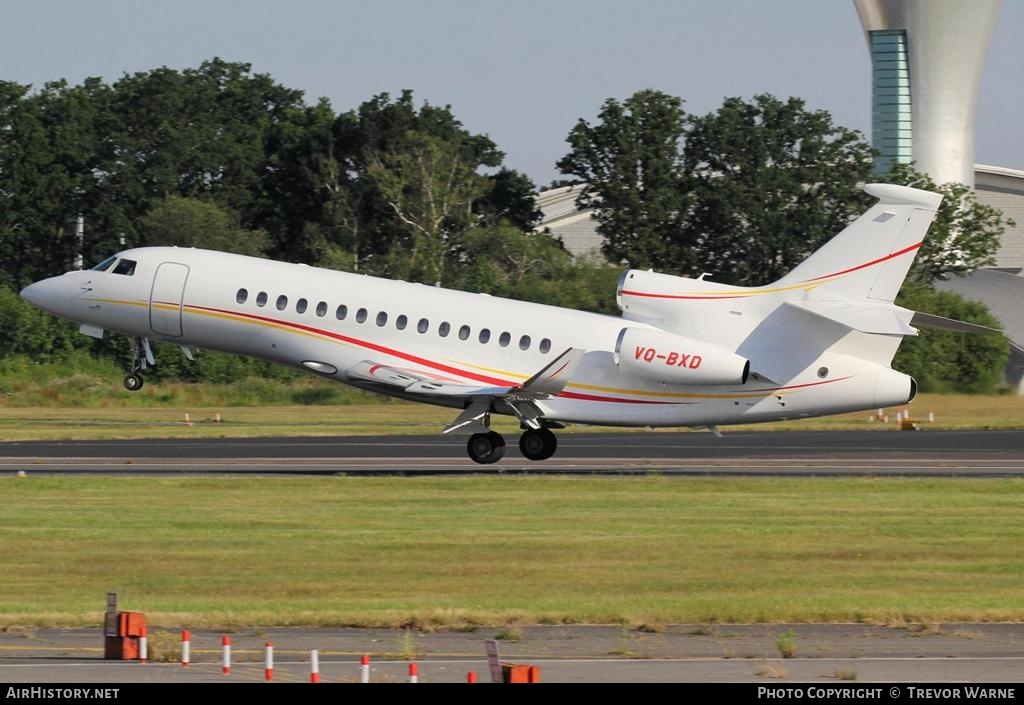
[785,300,917,336]
[910,311,1004,336]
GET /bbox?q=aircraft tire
[519,428,557,461]
[467,431,505,464]
[123,373,144,392]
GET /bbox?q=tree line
[0,61,1013,392]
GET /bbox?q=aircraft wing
[345,348,587,434]
[345,360,514,397]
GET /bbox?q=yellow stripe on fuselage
[90,297,803,401]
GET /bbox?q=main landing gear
[466,427,558,464]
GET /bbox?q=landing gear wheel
[123,373,144,392]
[467,431,506,465]
[519,428,557,461]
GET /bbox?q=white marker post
[265,642,274,682]
[360,654,370,683]
[409,662,418,683]
[310,649,320,684]
[139,624,147,664]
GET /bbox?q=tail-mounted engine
[614,327,750,386]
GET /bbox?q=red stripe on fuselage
[184,303,852,404]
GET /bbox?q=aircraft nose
[20,278,64,313]
[20,281,45,307]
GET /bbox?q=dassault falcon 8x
[22,183,967,463]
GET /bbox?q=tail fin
[775,183,942,303]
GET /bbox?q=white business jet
[22,183,955,463]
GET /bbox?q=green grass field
[1,393,1023,441]
[1,475,1022,628]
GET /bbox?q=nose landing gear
[123,337,154,392]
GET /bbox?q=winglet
[517,348,586,396]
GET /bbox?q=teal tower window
[870,30,912,174]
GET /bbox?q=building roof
[935,269,1024,349]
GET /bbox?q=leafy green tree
[557,92,876,284]
[454,223,620,313]
[0,79,113,286]
[0,285,84,361]
[895,282,1009,393]
[882,163,1015,283]
[682,94,875,285]
[557,89,690,269]
[260,98,362,266]
[139,196,269,256]
[366,130,492,285]
[332,91,509,284]
[476,168,542,230]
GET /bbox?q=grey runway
[1,430,1023,476]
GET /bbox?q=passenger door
[149,262,189,337]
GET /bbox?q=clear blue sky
[2,0,1021,185]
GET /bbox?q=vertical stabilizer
[774,183,942,303]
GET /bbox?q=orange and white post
[360,654,369,683]
[409,662,418,683]
[221,635,231,675]
[139,624,147,664]
[310,649,320,684]
[264,642,274,682]
[181,630,190,668]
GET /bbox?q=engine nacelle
[614,327,750,386]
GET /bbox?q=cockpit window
[91,256,118,272]
[112,259,137,276]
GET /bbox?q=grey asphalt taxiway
[2,624,1023,683]
[0,429,1023,476]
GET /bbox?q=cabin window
[316,301,327,317]
[478,328,491,344]
[336,304,348,320]
[296,298,308,314]
[439,321,451,337]
[458,325,470,340]
[396,314,408,330]
[417,318,430,334]
[92,256,117,272]
[236,288,248,304]
[539,338,551,354]
[276,295,288,311]
[356,308,368,323]
[376,311,388,327]
[256,292,268,307]
[519,335,531,351]
[112,259,137,276]
[498,331,511,347]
